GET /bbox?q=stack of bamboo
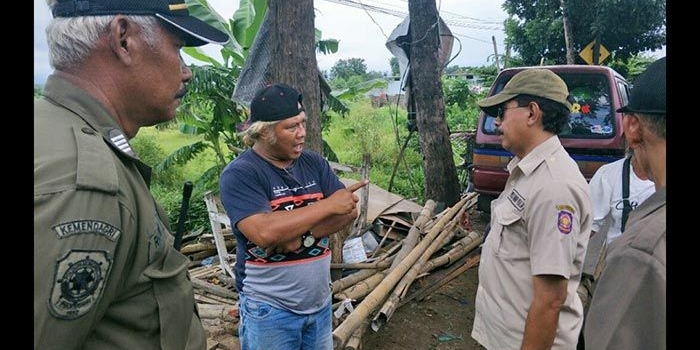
[331,192,482,350]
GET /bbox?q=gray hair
[637,113,666,140]
[45,0,159,70]
[240,121,279,147]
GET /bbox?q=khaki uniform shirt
[34,74,206,350]
[584,187,666,350]
[472,136,591,349]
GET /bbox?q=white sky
[33,0,664,85]
[34,0,509,84]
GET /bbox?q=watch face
[303,234,315,247]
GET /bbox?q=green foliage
[441,76,487,132]
[156,64,243,193]
[130,134,211,235]
[315,28,339,55]
[130,136,186,189]
[325,100,425,202]
[502,0,665,65]
[331,79,389,102]
[389,57,400,76]
[330,58,369,80]
[132,128,219,235]
[468,65,499,87]
[183,0,267,68]
[442,77,474,109]
[607,53,658,81]
[172,0,348,195]
[150,184,211,235]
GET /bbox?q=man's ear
[526,101,539,126]
[622,114,643,148]
[108,16,133,64]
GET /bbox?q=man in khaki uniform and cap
[34,1,228,349]
[470,69,592,349]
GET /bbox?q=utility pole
[491,35,500,70]
[561,0,575,64]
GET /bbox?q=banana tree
[157,0,348,191]
[155,0,267,191]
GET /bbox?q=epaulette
[74,126,119,194]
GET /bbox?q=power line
[322,0,504,30]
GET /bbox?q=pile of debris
[180,180,483,350]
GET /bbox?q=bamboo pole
[332,195,470,349]
[190,265,222,279]
[181,240,235,255]
[419,230,482,274]
[332,268,384,294]
[371,198,472,331]
[197,303,238,321]
[334,270,389,301]
[350,154,370,238]
[194,293,237,306]
[372,240,402,261]
[389,200,436,269]
[191,278,238,299]
[330,256,394,271]
[331,225,353,281]
[344,318,371,350]
[189,249,218,261]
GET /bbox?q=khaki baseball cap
[478,68,571,116]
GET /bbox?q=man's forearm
[311,212,357,238]
[521,301,559,350]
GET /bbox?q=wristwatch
[301,231,315,248]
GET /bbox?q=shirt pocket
[143,245,194,349]
[489,203,524,258]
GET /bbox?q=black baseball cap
[51,0,229,47]
[250,84,304,123]
[617,57,666,114]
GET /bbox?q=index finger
[346,179,369,193]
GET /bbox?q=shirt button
[81,127,96,135]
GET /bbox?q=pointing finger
[346,179,369,193]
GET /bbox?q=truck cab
[472,65,631,212]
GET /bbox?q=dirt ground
[359,210,488,350]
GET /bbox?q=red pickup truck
[472,65,631,212]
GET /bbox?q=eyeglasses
[496,105,528,119]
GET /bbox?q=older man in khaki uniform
[34,1,228,349]
[584,57,666,350]
[470,69,592,349]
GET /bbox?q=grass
[135,126,221,181]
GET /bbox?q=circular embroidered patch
[49,250,112,320]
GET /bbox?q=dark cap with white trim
[51,0,229,47]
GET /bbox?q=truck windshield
[481,72,616,139]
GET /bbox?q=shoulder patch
[556,205,574,234]
[49,250,112,320]
[52,220,121,241]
